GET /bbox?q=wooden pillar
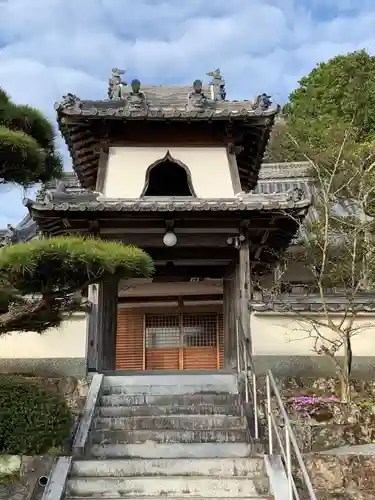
[97,275,119,372]
[239,239,252,353]
[86,284,99,373]
[223,277,232,368]
[86,219,101,373]
[223,258,239,369]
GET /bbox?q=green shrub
[0,376,73,454]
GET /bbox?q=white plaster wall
[103,146,235,199]
[252,313,375,356]
[0,313,87,359]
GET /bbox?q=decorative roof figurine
[187,79,209,111]
[124,79,148,111]
[207,68,226,101]
[55,93,81,112]
[252,93,273,111]
[108,68,128,100]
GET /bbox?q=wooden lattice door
[145,313,223,370]
[115,309,223,371]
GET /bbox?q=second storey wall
[103,146,235,198]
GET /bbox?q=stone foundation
[299,454,375,499]
[253,355,375,378]
[286,403,375,452]
[15,375,91,438]
[257,375,375,400]
[0,357,86,377]
[256,376,375,452]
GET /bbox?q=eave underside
[29,208,306,275]
[59,117,274,193]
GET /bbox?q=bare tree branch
[255,122,375,402]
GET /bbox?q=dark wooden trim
[86,284,99,373]
[239,239,252,353]
[96,150,108,193]
[153,264,228,279]
[100,233,235,248]
[118,294,223,304]
[97,275,119,372]
[110,121,226,146]
[223,259,238,370]
[147,247,236,260]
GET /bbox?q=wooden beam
[106,234,234,248]
[147,248,236,260]
[118,294,223,304]
[154,264,228,280]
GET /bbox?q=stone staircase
[64,372,274,499]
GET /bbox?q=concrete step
[71,457,265,478]
[93,414,247,431]
[96,403,242,417]
[90,428,248,444]
[66,475,269,498]
[99,393,240,406]
[103,373,239,395]
[66,496,274,500]
[88,442,253,459]
[102,385,241,396]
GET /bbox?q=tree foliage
[0,236,154,334]
[0,87,63,186]
[285,50,375,138]
[266,50,375,165]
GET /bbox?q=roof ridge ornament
[252,93,273,112]
[187,79,210,111]
[207,68,226,101]
[108,68,128,99]
[124,79,148,112]
[55,93,82,112]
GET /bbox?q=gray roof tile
[56,84,279,120]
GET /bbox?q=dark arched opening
[143,160,195,197]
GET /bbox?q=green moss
[0,471,20,485]
[357,401,375,407]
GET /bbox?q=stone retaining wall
[254,375,375,452]
[254,376,375,498]
[15,375,91,435]
[299,454,375,500]
[0,376,91,499]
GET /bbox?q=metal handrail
[266,370,317,500]
[235,316,317,500]
[236,318,259,439]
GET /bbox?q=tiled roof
[258,162,312,180]
[0,214,37,245]
[252,296,375,313]
[56,85,279,121]
[25,190,311,214]
[55,76,279,192]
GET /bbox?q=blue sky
[1,0,375,227]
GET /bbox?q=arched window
[142,156,195,197]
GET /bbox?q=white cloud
[0,0,375,225]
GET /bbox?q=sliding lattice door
[116,309,223,371]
